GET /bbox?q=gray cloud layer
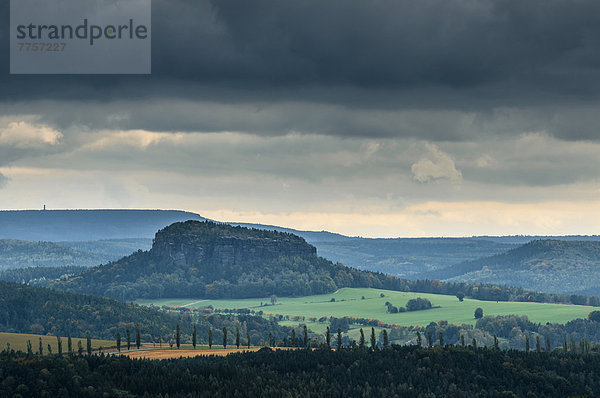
[2,0,600,233]
[2,0,600,131]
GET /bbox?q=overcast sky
[1,0,600,237]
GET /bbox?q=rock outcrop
[151,221,316,268]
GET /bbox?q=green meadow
[138,287,594,329]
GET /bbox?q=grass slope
[138,287,593,328]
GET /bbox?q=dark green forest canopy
[0,281,289,343]
[3,346,600,397]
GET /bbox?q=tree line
[3,343,600,396]
[0,281,290,345]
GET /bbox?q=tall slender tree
[493,335,499,350]
[337,328,342,350]
[525,334,530,352]
[77,340,83,356]
[303,325,308,348]
[460,334,465,347]
[472,338,477,349]
[427,331,433,348]
[290,329,296,347]
[247,332,251,349]
[269,332,274,347]
[236,328,241,349]
[176,324,181,349]
[192,325,197,349]
[57,335,62,357]
[136,326,141,349]
[223,327,228,349]
[208,329,213,349]
[438,332,444,347]
[67,333,73,357]
[383,330,389,348]
[26,340,32,357]
[536,335,541,353]
[38,337,43,356]
[116,332,121,352]
[370,327,376,349]
[359,329,365,348]
[326,326,331,349]
[417,332,422,348]
[126,328,131,350]
[546,336,551,352]
[86,332,92,356]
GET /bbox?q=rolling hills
[53,221,600,310]
[0,239,109,270]
[56,220,386,300]
[419,240,600,294]
[2,209,600,282]
[3,210,600,297]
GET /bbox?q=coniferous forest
[2,345,600,397]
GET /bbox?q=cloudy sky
[1,0,600,237]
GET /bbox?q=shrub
[474,307,484,319]
[406,298,433,312]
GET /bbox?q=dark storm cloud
[2,0,600,99]
[2,0,600,139]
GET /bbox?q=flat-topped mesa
[55,220,353,300]
[150,220,317,267]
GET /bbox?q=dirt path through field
[182,299,208,307]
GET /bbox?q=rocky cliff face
[150,221,317,268]
[56,220,354,299]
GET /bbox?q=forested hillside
[56,221,374,300]
[0,265,87,285]
[58,238,153,257]
[3,210,600,281]
[420,240,600,294]
[0,281,289,344]
[54,221,600,307]
[0,239,108,270]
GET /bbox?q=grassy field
[138,287,594,329]
[0,332,115,353]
